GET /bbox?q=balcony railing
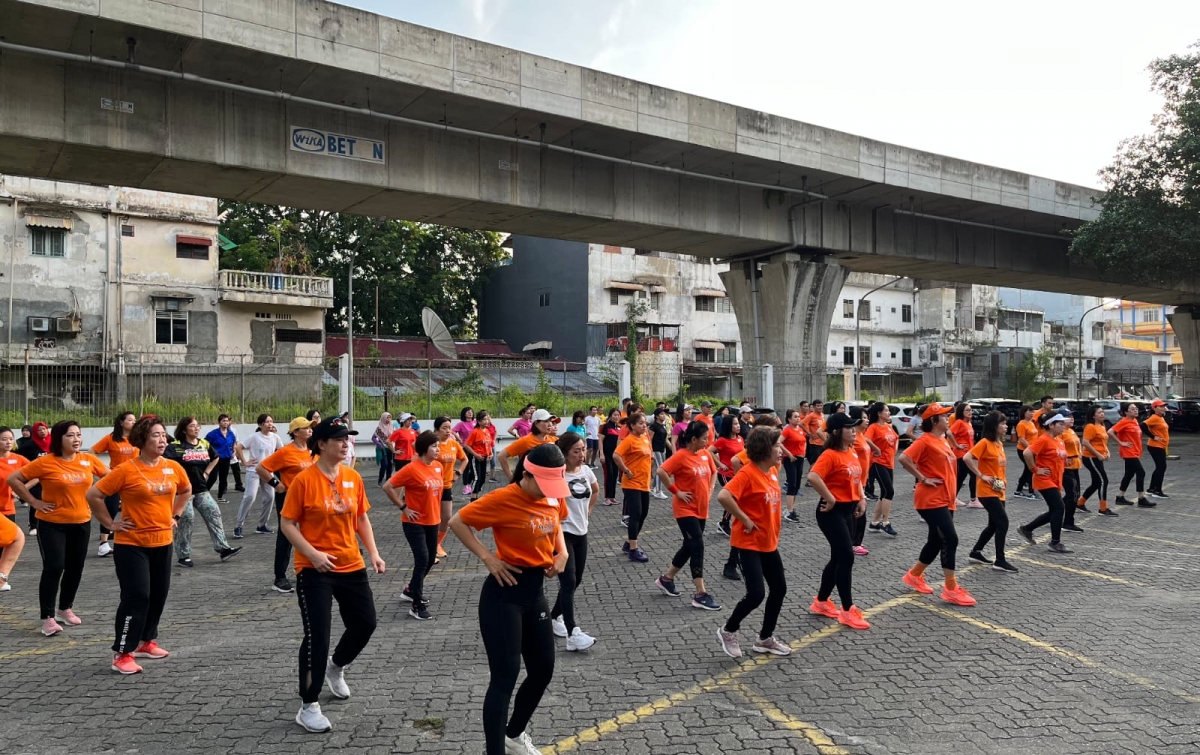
[218,270,334,300]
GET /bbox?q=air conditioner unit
[27,316,51,333]
[56,317,81,333]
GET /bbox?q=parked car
[1165,400,1200,432]
[890,403,917,445]
[967,398,1022,437]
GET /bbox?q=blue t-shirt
[204,427,237,459]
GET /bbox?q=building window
[858,299,872,320]
[121,224,135,237]
[715,297,733,314]
[1172,335,1179,348]
[954,355,971,370]
[31,228,66,257]
[901,304,912,323]
[274,312,294,320]
[902,348,912,367]
[891,352,897,359]
[859,346,871,366]
[843,346,854,365]
[830,349,837,357]
[275,328,323,344]
[538,292,551,307]
[255,312,272,319]
[843,299,854,318]
[176,243,209,260]
[975,316,985,331]
[695,296,716,312]
[1140,308,1159,323]
[155,310,188,345]
[1092,322,1105,340]
[716,343,737,362]
[1086,359,1094,370]
[650,292,661,311]
[695,347,715,363]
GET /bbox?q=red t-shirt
[780,424,807,457]
[388,428,418,462]
[723,462,781,552]
[712,436,744,478]
[903,434,957,510]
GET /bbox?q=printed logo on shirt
[528,511,559,536]
[766,470,782,514]
[689,462,712,481]
[145,479,174,495]
[567,477,592,500]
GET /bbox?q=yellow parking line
[735,683,849,754]
[1085,529,1200,550]
[913,602,1200,705]
[1008,555,1148,587]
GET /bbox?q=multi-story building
[827,273,921,398]
[1106,301,1181,367]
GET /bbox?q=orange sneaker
[837,605,870,630]
[941,586,977,606]
[808,597,839,619]
[133,640,170,659]
[902,571,933,594]
[111,653,143,675]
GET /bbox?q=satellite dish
[421,307,458,360]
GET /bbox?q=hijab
[375,413,393,441]
[32,421,51,453]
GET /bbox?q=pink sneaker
[462,485,473,496]
[111,653,143,674]
[55,608,82,626]
[853,545,869,556]
[967,499,984,509]
[41,617,63,636]
[133,640,170,659]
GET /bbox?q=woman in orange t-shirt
[8,420,110,636]
[465,411,496,502]
[655,420,719,610]
[863,402,899,537]
[1059,416,1084,533]
[1079,405,1115,515]
[87,416,191,675]
[950,403,979,507]
[382,430,444,619]
[779,409,807,523]
[1016,411,1072,553]
[1145,400,1171,498]
[849,406,880,556]
[1013,406,1038,498]
[715,426,790,658]
[258,417,317,594]
[963,410,1015,572]
[806,412,869,630]
[899,403,977,607]
[1108,402,1149,506]
[433,416,469,558]
[280,418,384,734]
[92,411,137,557]
[614,412,654,562]
[501,409,558,480]
[449,443,569,755]
[0,426,27,593]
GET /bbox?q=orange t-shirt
[466,427,494,458]
[92,434,138,468]
[863,423,898,469]
[22,453,110,524]
[93,458,187,548]
[724,462,782,552]
[0,513,19,548]
[1145,415,1169,450]
[1028,434,1066,491]
[1082,424,1109,459]
[809,447,862,502]
[0,453,29,516]
[436,436,467,489]
[781,424,807,457]
[388,460,444,526]
[389,428,418,461]
[660,448,716,520]
[1112,417,1143,459]
[802,413,824,445]
[853,433,871,481]
[970,438,1006,500]
[505,433,556,459]
[1062,428,1082,470]
[696,414,715,432]
[1016,420,1038,450]
[457,483,567,569]
[950,419,974,459]
[259,444,315,488]
[903,434,957,510]
[280,464,369,574]
[615,433,653,492]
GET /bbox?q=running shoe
[177,558,193,568]
[505,731,542,755]
[628,548,649,563]
[1115,496,1133,506]
[752,636,792,655]
[1137,498,1156,508]
[837,605,870,630]
[133,640,169,659]
[784,511,801,523]
[967,499,984,509]
[295,702,332,733]
[621,515,630,526]
[722,564,741,581]
[462,485,472,496]
[97,541,112,557]
[992,559,1019,573]
[1016,525,1036,545]
[551,615,567,638]
[808,597,839,619]
[902,571,934,594]
[408,603,433,620]
[881,523,899,537]
[717,627,742,658]
[1149,490,1169,499]
[717,518,732,537]
[868,521,883,533]
[55,608,81,626]
[1048,541,1074,554]
[217,497,229,504]
[1023,492,1040,500]
[566,627,596,652]
[656,575,680,597]
[41,617,63,636]
[852,545,868,556]
[111,653,143,675]
[232,527,244,539]
[941,585,977,607]
[326,658,350,699]
[621,542,631,554]
[0,581,10,591]
[28,527,36,536]
[219,547,243,562]
[400,586,415,603]
[1062,524,1085,533]
[864,491,878,501]
[1099,508,1119,517]
[234,486,246,493]
[255,525,274,534]
[968,551,993,565]
[1077,505,1091,513]
[692,593,721,611]
[272,577,294,593]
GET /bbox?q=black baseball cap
[825,412,864,432]
[307,417,358,451]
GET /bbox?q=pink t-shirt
[452,421,475,444]
[510,419,532,438]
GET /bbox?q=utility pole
[855,276,906,399]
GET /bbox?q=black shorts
[586,439,598,450]
[441,489,452,502]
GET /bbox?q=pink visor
[524,460,571,499]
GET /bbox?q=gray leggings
[236,468,274,529]
[174,491,231,560]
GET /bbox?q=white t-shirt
[583,415,601,440]
[557,465,597,536]
[245,431,284,469]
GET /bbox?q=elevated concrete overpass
[3,0,1199,403]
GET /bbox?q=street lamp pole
[855,276,906,399]
[1077,300,1108,400]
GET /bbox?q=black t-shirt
[602,422,621,452]
[649,422,668,453]
[165,439,216,492]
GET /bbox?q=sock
[945,574,958,590]
[909,563,927,577]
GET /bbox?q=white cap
[1044,413,1069,425]
[739,405,754,414]
[532,409,553,422]
[398,412,414,422]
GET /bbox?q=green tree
[218,202,505,338]
[1007,346,1057,403]
[1071,45,1200,282]
[624,298,651,405]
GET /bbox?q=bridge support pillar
[1168,307,1200,395]
[721,252,846,411]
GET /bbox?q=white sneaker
[97,541,112,557]
[505,731,541,755]
[551,615,567,638]
[0,581,9,592]
[325,658,350,699]
[295,702,332,732]
[566,627,596,651]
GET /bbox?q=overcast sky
[343,0,1200,189]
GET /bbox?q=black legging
[671,516,706,578]
[468,457,489,496]
[274,492,292,581]
[98,493,121,537]
[781,457,803,497]
[972,497,1008,561]
[624,489,650,541]
[295,568,377,704]
[1149,447,1167,493]
[815,502,856,610]
[872,465,895,501]
[955,458,977,499]
[112,543,172,654]
[1081,457,1108,502]
[1120,458,1145,494]
[723,548,785,640]
[1016,464,1033,494]
[1026,487,1065,543]
[916,506,958,570]
[602,439,619,499]
[402,522,439,604]
[551,532,587,634]
[1062,469,1080,528]
[853,509,867,547]
[479,571,554,755]
[35,519,90,620]
[377,450,394,486]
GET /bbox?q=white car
[890,403,917,444]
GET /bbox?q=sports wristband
[269,476,281,487]
[668,485,680,495]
